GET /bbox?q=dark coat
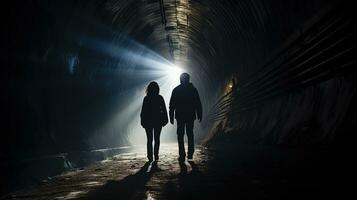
[169,83,202,121]
[140,94,167,128]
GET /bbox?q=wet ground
[2,143,343,200]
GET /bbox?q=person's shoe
[154,155,159,161]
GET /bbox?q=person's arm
[160,95,168,126]
[195,89,203,122]
[160,96,168,115]
[140,97,147,127]
[169,90,175,124]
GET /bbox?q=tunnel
[2,0,354,199]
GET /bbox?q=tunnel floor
[4,143,342,200]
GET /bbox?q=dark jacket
[169,83,202,121]
[140,94,167,128]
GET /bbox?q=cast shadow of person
[161,161,202,200]
[78,161,158,200]
[179,160,199,176]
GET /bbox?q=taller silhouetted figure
[169,73,202,162]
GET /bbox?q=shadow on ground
[202,140,344,199]
[78,161,157,200]
[158,160,219,200]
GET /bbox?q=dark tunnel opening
[1,0,355,199]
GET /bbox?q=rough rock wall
[210,75,355,146]
[205,4,356,147]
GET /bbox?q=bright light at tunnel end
[166,65,184,81]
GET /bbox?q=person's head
[146,81,160,96]
[180,73,190,85]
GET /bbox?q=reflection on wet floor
[55,191,87,200]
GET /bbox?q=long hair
[146,81,160,96]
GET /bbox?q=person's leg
[145,127,154,161]
[153,126,162,160]
[177,120,186,161]
[186,120,194,159]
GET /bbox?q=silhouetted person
[140,82,168,161]
[169,73,202,162]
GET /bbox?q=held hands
[169,110,174,125]
[169,118,201,124]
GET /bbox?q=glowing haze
[81,35,186,146]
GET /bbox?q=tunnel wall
[2,1,142,159]
[205,3,356,147]
[207,76,355,146]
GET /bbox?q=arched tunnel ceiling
[9,0,334,89]
[98,0,333,82]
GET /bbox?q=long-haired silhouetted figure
[140,81,168,161]
[169,73,202,162]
